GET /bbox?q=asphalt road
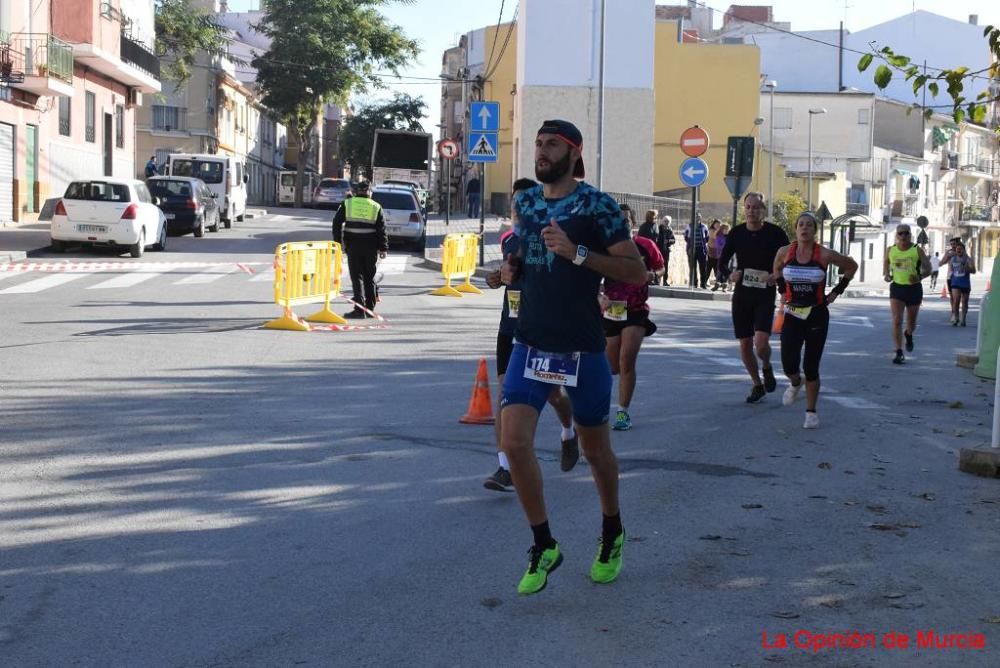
[1,208,997,667]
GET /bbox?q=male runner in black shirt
[719,192,789,403]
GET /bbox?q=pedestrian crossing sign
[467,132,498,163]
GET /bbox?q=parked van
[166,154,247,227]
[277,170,319,207]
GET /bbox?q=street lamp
[807,107,827,212]
[764,80,777,222]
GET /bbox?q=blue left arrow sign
[679,157,709,188]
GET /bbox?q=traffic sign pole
[690,186,698,288]
[438,139,459,227]
[678,126,711,289]
[479,163,485,266]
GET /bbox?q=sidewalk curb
[956,350,979,369]
[0,251,27,264]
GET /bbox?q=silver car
[371,186,425,252]
[313,178,351,209]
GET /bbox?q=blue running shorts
[501,342,612,427]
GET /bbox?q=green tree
[253,0,419,206]
[339,94,427,180]
[857,27,1000,125]
[154,0,232,87]
[772,191,807,239]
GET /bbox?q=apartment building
[0,0,160,224]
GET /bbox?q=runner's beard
[535,152,572,184]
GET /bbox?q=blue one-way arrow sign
[470,101,500,132]
[679,157,709,188]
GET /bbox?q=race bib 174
[523,348,581,387]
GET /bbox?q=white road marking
[173,266,239,285]
[0,273,87,294]
[834,316,875,328]
[250,270,275,283]
[647,334,887,411]
[88,268,175,290]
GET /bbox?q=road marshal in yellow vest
[333,181,388,319]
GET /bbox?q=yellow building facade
[652,21,761,204]
[478,23,517,208]
[468,19,762,207]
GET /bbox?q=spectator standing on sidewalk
[684,213,710,288]
[707,219,722,289]
[466,175,481,219]
[712,223,731,291]
[657,216,675,286]
[637,209,658,244]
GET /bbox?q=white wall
[763,92,874,162]
[515,0,655,193]
[119,0,156,48]
[750,11,991,108]
[519,0,653,89]
[844,12,991,106]
[750,31,843,93]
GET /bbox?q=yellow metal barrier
[264,241,347,331]
[431,233,483,297]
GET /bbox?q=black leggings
[780,305,829,382]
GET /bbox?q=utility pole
[596,0,607,189]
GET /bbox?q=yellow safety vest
[344,197,381,225]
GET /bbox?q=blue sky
[226,1,999,137]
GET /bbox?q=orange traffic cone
[940,284,948,298]
[772,308,784,335]
[459,358,495,425]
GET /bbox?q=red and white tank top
[782,243,827,307]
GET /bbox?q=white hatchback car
[371,185,426,252]
[51,178,168,258]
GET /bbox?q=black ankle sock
[602,512,623,540]
[806,409,816,414]
[531,521,555,549]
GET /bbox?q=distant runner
[718,192,789,403]
[774,212,857,429]
[884,224,931,364]
[940,240,975,327]
[602,212,664,431]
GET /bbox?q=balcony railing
[120,34,159,79]
[960,204,998,222]
[0,32,73,83]
[941,152,959,170]
[845,202,868,216]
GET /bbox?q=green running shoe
[518,543,563,595]
[613,409,632,431]
[590,530,625,584]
